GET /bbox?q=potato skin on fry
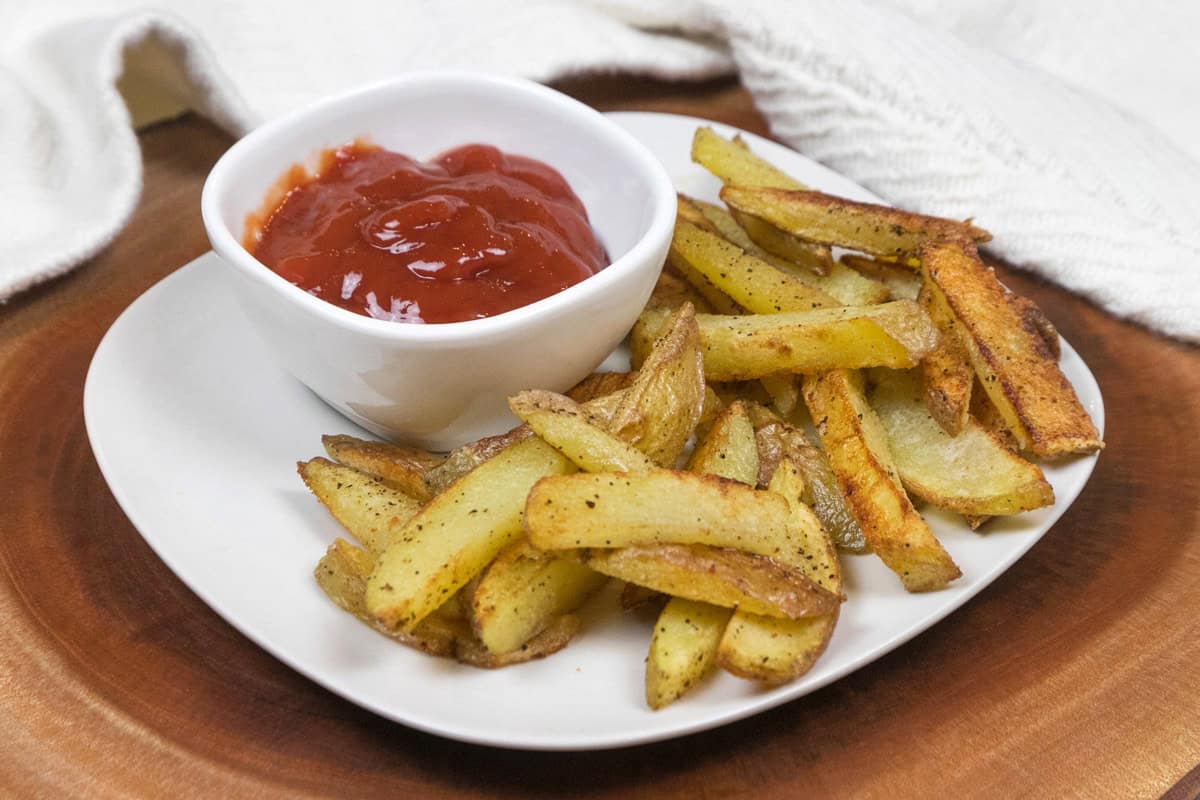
[321,434,443,501]
[803,370,961,592]
[918,282,974,436]
[299,457,422,555]
[920,241,1102,458]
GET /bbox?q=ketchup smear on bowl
[249,142,608,324]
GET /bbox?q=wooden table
[2,76,1197,799]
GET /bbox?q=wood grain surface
[2,76,1198,799]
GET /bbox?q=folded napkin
[3,0,1198,341]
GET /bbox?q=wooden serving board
[1,77,1198,799]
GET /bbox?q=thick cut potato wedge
[1008,290,1061,359]
[970,381,1019,452]
[455,614,581,669]
[670,221,838,312]
[920,241,1102,458]
[321,434,443,502]
[721,186,991,259]
[526,469,798,558]
[696,200,886,304]
[637,300,939,382]
[803,370,961,591]
[731,211,834,275]
[510,393,655,475]
[424,426,534,495]
[608,303,706,467]
[840,254,922,300]
[753,420,867,553]
[646,599,732,709]
[299,458,421,555]
[470,540,606,654]
[575,543,839,619]
[870,369,1054,516]
[687,400,759,484]
[718,460,841,683]
[666,250,744,315]
[366,437,574,630]
[918,282,974,436]
[567,371,635,404]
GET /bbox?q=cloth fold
[2,1,1197,340]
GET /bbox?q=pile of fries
[299,127,1103,709]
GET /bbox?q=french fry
[696,200,886,304]
[566,371,635,404]
[469,540,606,654]
[636,300,939,382]
[918,282,974,436]
[576,543,838,619]
[646,599,732,709]
[718,460,841,683]
[455,614,580,669]
[609,303,706,466]
[803,369,961,591]
[299,458,421,555]
[759,373,801,418]
[721,186,991,259]
[920,241,1102,458]
[424,426,534,495]
[667,250,744,315]
[670,221,838,312]
[689,128,834,274]
[646,267,717,315]
[510,391,655,474]
[366,437,575,631]
[321,434,443,502]
[525,469,796,557]
[870,369,1055,516]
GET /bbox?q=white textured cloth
[3,1,1198,340]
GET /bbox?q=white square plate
[84,112,1103,750]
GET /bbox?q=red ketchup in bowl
[248,142,608,324]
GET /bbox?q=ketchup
[248,142,608,323]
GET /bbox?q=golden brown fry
[667,250,744,315]
[366,437,574,631]
[1007,289,1061,360]
[321,434,443,502]
[646,599,732,709]
[566,371,635,404]
[759,373,801,418]
[636,300,939,382]
[299,457,421,555]
[424,426,534,495]
[870,369,1055,516]
[697,200,886,303]
[721,186,991,259]
[575,544,839,619]
[729,211,834,275]
[470,539,606,654]
[691,127,804,191]
[918,281,974,436]
[970,381,1020,452]
[646,267,718,315]
[525,469,796,557]
[510,391,655,474]
[670,221,838,312]
[920,241,1102,458]
[609,303,705,467]
[677,194,722,234]
[803,369,961,591]
[455,614,580,669]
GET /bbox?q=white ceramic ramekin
[202,71,675,451]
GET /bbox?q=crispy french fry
[510,391,655,474]
[920,241,1102,458]
[803,369,961,591]
[918,281,974,436]
[1007,289,1061,360]
[470,540,606,654]
[566,371,635,404]
[526,469,796,557]
[455,614,580,669]
[696,200,886,304]
[676,193,723,234]
[299,458,421,555]
[609,303,706,466]
[646,599,732,709]
[637,300,938,382]
[321,434,443,502]
[367,437,575,631]
[730,211,834,275]
[871,369,1055,516]
[424,426,535,495]
[718,460,841,683]
[691,127,804,190]
[721,186,991,259]
[670,221,838,312]
[667,250,744,315]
